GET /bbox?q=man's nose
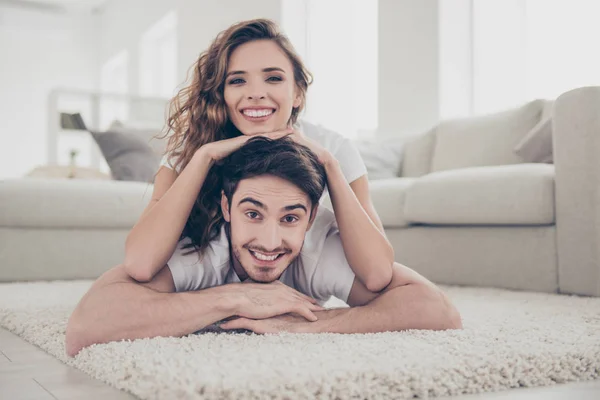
[259,221,283,251]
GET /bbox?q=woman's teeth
[250,250,281,261]
[242,109,273,118]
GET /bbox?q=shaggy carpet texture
[0,280,598,399]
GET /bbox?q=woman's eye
[229,78,245,85]
[283,215,298,223]
[267,76,283,82]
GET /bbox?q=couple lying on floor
[65,136,462,357]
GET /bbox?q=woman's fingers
[309,303,326,311]
[295,306,318,322]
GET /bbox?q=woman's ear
[293,88,302,108]
[221,191,231,222]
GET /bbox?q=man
[65,137,461,357]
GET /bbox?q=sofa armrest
[554,86,600,296]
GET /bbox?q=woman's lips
[240,109,275,123]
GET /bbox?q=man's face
[221,174,317,283]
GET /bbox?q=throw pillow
[90,130,160,183]
[430,99,545,172]
[354,136,404,180]
[514,100,554,163]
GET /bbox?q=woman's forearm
[301,284,462,333]
[324,159,394,292]
[124,149,214,281]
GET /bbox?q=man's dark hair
[221,136,326,209]
[182,136,326,255]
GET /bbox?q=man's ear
[306,204,319,231]
[221,191,231,222]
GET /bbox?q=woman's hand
[198,128,294,162]
[285,125,336,167]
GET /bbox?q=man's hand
[220,313,310,334]
[234,281,325,322]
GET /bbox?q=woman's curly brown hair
[158,19,313,255]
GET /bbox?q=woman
[124,18,394,292]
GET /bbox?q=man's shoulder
[177,226,231,270]
[299,206,338,266]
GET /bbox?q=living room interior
[0,0,599,399]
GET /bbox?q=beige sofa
[1,86,599,297]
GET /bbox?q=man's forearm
[300,284,461,333]
[324,159,394,291]
[66,282,239,356]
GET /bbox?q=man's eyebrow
[283,204,308,213]
[238,197,266,210]
[238,197,308,213]
[226,67,285,78]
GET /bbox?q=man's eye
[283,215,298,223]
[246,211,259,219]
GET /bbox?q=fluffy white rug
[0,280,598,399]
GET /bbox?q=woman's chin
[236,121,286,136]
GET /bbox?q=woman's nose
[247,92,266,100]
[246,81,267,100]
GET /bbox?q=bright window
[282,0,378,139]
[139,10,177,98]
[439,0,600,118]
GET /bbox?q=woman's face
[224,39,302,136]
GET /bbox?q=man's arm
[65,264,240,357]
[220,263,463,333]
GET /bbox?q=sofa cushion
[431,100,545,172]
[400,127,436,177]
[404,164,555,225]
[0,179,152,229]
[368,178,416,227]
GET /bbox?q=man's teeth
[243,109,273,118]
[250,250,281,261]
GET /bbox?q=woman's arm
[287,129,394,292]
[348,174,386,234]
[323,157,394,292]
[124,148,214,282]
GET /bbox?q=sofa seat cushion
[0,178,152,229]
[404,164,555,225]
[368,177,416,227]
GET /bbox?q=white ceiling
[0,0,109,13]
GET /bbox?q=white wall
[377,0,439,137]
[0,6,97,179]
[97,0,281,96]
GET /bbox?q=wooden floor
[1,327,598,400]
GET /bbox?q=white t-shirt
[161,120,367,301]
[168,206,356,304]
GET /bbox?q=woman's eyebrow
[226,67,285,78]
